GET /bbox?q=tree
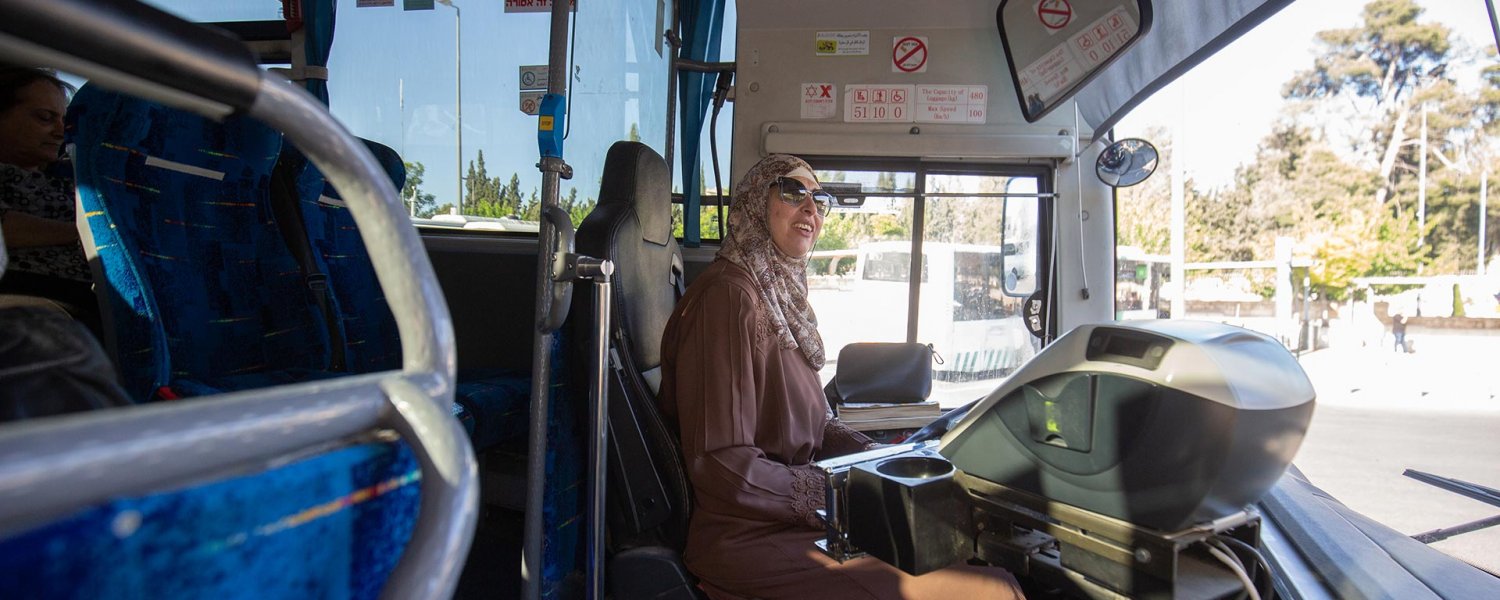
[1116,125,1175,255]
[402,161,439,218]
[1283,0,1456,206]
[464,150,500,216]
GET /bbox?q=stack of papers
[837,400,941,432]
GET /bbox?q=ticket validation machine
[817,321,1316,598]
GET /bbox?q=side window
[924,173,1039,389]
[145,0,676,233]
[331,0,670,231]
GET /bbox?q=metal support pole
[581,259,614,600]
[522,2,574,599]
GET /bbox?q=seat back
[273,141,406,374]
[0,439,421,598]
[574,141,692,550]
[68,84,330,401]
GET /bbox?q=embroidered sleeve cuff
[788,466,828,530]
[823,418,878,456]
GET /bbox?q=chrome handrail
[0,1,477,596]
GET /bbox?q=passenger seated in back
[0,214,130,422]
[0,66,100,339]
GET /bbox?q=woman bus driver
[659,154,1024,599]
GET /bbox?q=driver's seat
[573,141,701,599]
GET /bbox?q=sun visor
[1073,0,1292,141]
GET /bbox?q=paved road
[1293,331,1500,575]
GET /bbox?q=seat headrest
[598,141,671,246]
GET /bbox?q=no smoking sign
[1037,0,1072,32]
[891,36,927,73]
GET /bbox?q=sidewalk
[1297,331,1500,413]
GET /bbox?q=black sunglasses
[775,177,835,217]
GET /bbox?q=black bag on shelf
[829,342,937,405]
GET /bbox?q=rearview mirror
[996,0,1152,122]
[1096,138,1158,188]
[822,182,866,208]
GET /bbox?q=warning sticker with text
[1018,44,1081,107]
[844,84,913,123]
[816,31,869,56]
[914,85,987,124]
[801,83,837,119]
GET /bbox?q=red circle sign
[1038,0,1072,30]
[892,37,927,73]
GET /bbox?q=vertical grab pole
[523,1,574,598]
[580,260,614,600]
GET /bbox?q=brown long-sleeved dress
[660,259,1024,600]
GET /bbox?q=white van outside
[809,241,1037,383]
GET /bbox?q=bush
[1453,282,1466,318]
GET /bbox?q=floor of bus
[453,451,585,599]
[454,504,525,599]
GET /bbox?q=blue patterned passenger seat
[67,83,579,592]
[69,83,534,453]
[276,143,536,451]
[276,133,584,593]
[0,439,422,599]
[69,83,333,401]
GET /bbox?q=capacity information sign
[843,84,913,123]
[914,85,987,124]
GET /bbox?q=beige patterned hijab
[717,154,825,370]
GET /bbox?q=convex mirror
[1096,138,1158,188]
[997,0,1152,122]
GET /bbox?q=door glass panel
[924,174,1041,401]
[807,169,914,383]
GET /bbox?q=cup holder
[875,456,953,480]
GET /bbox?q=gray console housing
[941,320,1315,531]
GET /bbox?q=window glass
[924,173,1038,388]
[806,169,915,385]
[670,0,736,242]
[1115,246,1169,319]
[148,0,672,230]
[143,1,281,22]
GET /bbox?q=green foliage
[1116,0,1496,302]
[670,204,723,241]
[459,150,596,226]
[402,161,439,218]
[1452,282,1465,317]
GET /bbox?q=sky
[1114,0,1499,191]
